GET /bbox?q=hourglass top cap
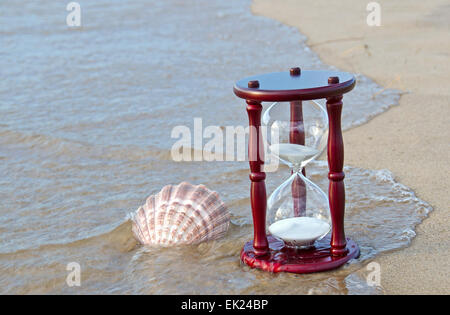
[234,69,355,102]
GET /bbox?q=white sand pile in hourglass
[270,143,319,165]
[269,217,330,247]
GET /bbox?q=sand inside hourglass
[269,143,319,165]
[269,217,331,247]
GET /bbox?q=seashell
[130,182,230,246]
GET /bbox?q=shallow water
[0,0,429,294]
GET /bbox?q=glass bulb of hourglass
[262,100,330,249]
[266,172,331,248]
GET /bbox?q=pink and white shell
[131,182,230,246]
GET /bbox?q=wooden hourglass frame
[233,68,360,273]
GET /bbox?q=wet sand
[252,0,450,294]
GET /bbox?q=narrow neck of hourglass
[292,163,305,174]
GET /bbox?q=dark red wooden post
[289,101,305,146]
[289,68,307,217]
[290,101,307,217]
[291,174,306,217]
[288,68,305,149]
[326,76,348,256]
[246,80,268,256]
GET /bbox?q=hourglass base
[240,235,359,274]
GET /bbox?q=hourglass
[233,68,360,273]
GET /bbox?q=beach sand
[252,0,450,294]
